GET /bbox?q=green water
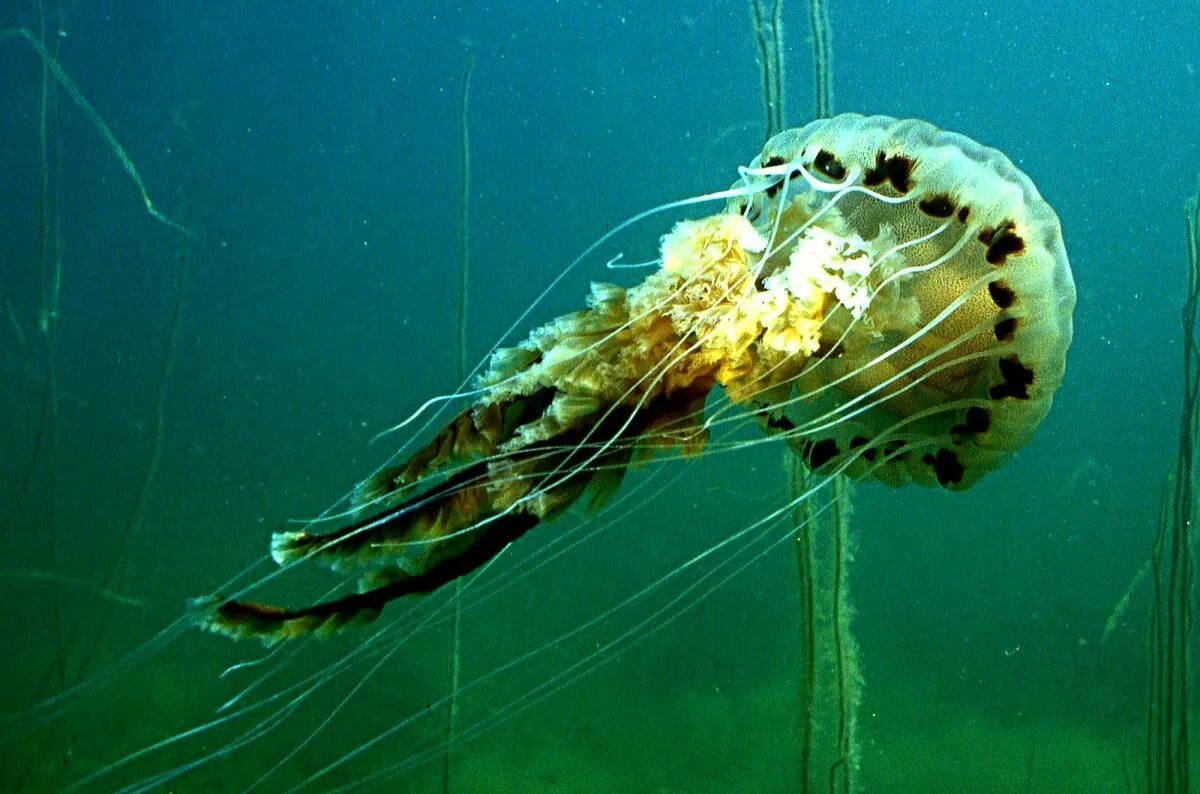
[1,1,1197,791]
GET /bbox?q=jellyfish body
[203,114,1074,644]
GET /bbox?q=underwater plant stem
[828,474,858,794]
[443,50,475,794]
[809,0,834,118]
[1166,191,1198,790]
[1,18,185,539]
[0,27,192,238]
[811,6,861,789]
[12,10,71,790]
[784,3,859,791]
[456,53,474,389]
[787,462,860,793]
[749,0,786,140]
[790,457,816,794]
[1146,186,1199,793]
[1,31,58,540]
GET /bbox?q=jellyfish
[45,112,1077,793]
[198,114,1074,645]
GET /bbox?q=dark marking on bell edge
[813,149,847,180]
[985,221,1026,265]
[957,206,971,222]
[863,151,914,193]
[988,281,1016,309]
[762,154,786,198]
[994,317,1017,342]
[989,356,1035,400]
[950,405,991,437]
[922,449,965,487]
[863,156,886,187]
[964,406,990,433]
[737,197,759,223]
[918,194,955,218]
[807,439,840,469]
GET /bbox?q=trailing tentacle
[200,386,710,644]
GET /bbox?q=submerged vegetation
[1145,184,1199,793]
[754,1,864,790]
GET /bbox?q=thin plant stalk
[1146,185,1198,793]
[0,28,190,237]
[12,8,70,789]
[757,1,861,790]
[809,0,833,118]
[443,50,475,794]
[1,15,189,789]
[790,456,816,792]
[749,0,786,139]
[826,474,860,793]
[0,20,192,538]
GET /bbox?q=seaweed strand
[443,49,475,794]
[1146,181,1198,793]
[809,0,833,118]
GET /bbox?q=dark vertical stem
[769,0,786,134]
[791,458,815,794]
[1,8,196,709]
[809,0,833,118]
[749,2,773,141]
[828,475,850,794]
[0,29,58,542]
[792,3,859,791]
[1147,189,1198,792]
[455,54,474,382]
[749,0,785,140]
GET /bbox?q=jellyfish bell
[734,113,1075,489]
[201,114,1074,644]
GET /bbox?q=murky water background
[1,2,1198,791]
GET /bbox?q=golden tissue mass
[203,114,1075,643]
